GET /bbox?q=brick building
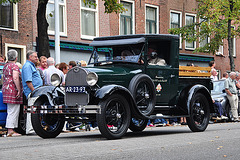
[0,0,33,63]
[1,0,239,76]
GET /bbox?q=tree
[37,0,49,57]
[169,0,240,71]
[2,0,125,57]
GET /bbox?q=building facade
[0,0,239,77]
[0,0,33,63]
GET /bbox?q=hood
[84,64,144,87]
[85,64,144,76]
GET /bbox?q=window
[170,10,182,48]
[5,43,26,64]
[217,43,224,56]
[233,36,236,57]
[145,5,158,34]
[0,2,17,30]
[120,1,134,35]
[81,0,98,39]
[232,26,236,57]
[199,18,209,48]
[46,0,67,35]
[185,14,196,49]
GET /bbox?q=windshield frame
[88,44,145,65]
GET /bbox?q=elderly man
[225,72,239,122]
[43,57,65,86]
[22,50,43,97]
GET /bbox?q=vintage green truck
[27,34,213,139]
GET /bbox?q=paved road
[0,123,240,160]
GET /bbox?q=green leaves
[168,0,240,55]
[0,0,20,4]
[83,0,125,14]
[103,0,126,14]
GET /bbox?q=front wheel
[97,94,131,139]
[31,104,64,138]
[187,93,210,132]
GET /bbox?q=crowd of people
[1,50,80,137]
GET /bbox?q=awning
[89,37,145,47]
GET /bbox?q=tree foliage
[83,0,126,13]
[169,0,240,71]
[0,0,20,3]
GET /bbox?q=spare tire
[129,74,156,116]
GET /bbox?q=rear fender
[95,85,144,119]
[187,85,213,114]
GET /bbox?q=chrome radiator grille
[65,67,89,106]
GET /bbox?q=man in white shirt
[43,57,65,86]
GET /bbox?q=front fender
[187,84,213,114]
[95,85,145,119]
[95,85,131,99]
[28,86,65,106]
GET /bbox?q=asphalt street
[0,122,240,160]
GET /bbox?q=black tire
[187,93,210,132]
[14,105,26,135]
[31,103,65,138]
[129,74,156,116]
[97,94,131,139]
[129,118,148,132]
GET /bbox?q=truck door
[146,65,178,105]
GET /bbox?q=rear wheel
[129,118,148,132]
[97,94,131,139]
[187,93,210,132]
[31,103,64,138]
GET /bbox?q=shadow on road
[57,126,192,141]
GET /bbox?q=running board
[146,114,189,120]
[154,105,176,109]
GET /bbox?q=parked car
[211,79,237,121]
[0,63,26,134]
[26,34,213,140]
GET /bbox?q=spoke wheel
[31,103,64,138]
[129,74,156,116]
[187,93,210,132]
[129,118,148,132]
[97,94,130,139]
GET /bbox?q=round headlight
[86,72,98,86]
[51,73,62,86]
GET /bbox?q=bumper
[25,105,101,114]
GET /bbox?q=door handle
[170,74,175,78]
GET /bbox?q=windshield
[211,80,225,95]
[88,43,145,65]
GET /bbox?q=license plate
[65,86,86,93]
